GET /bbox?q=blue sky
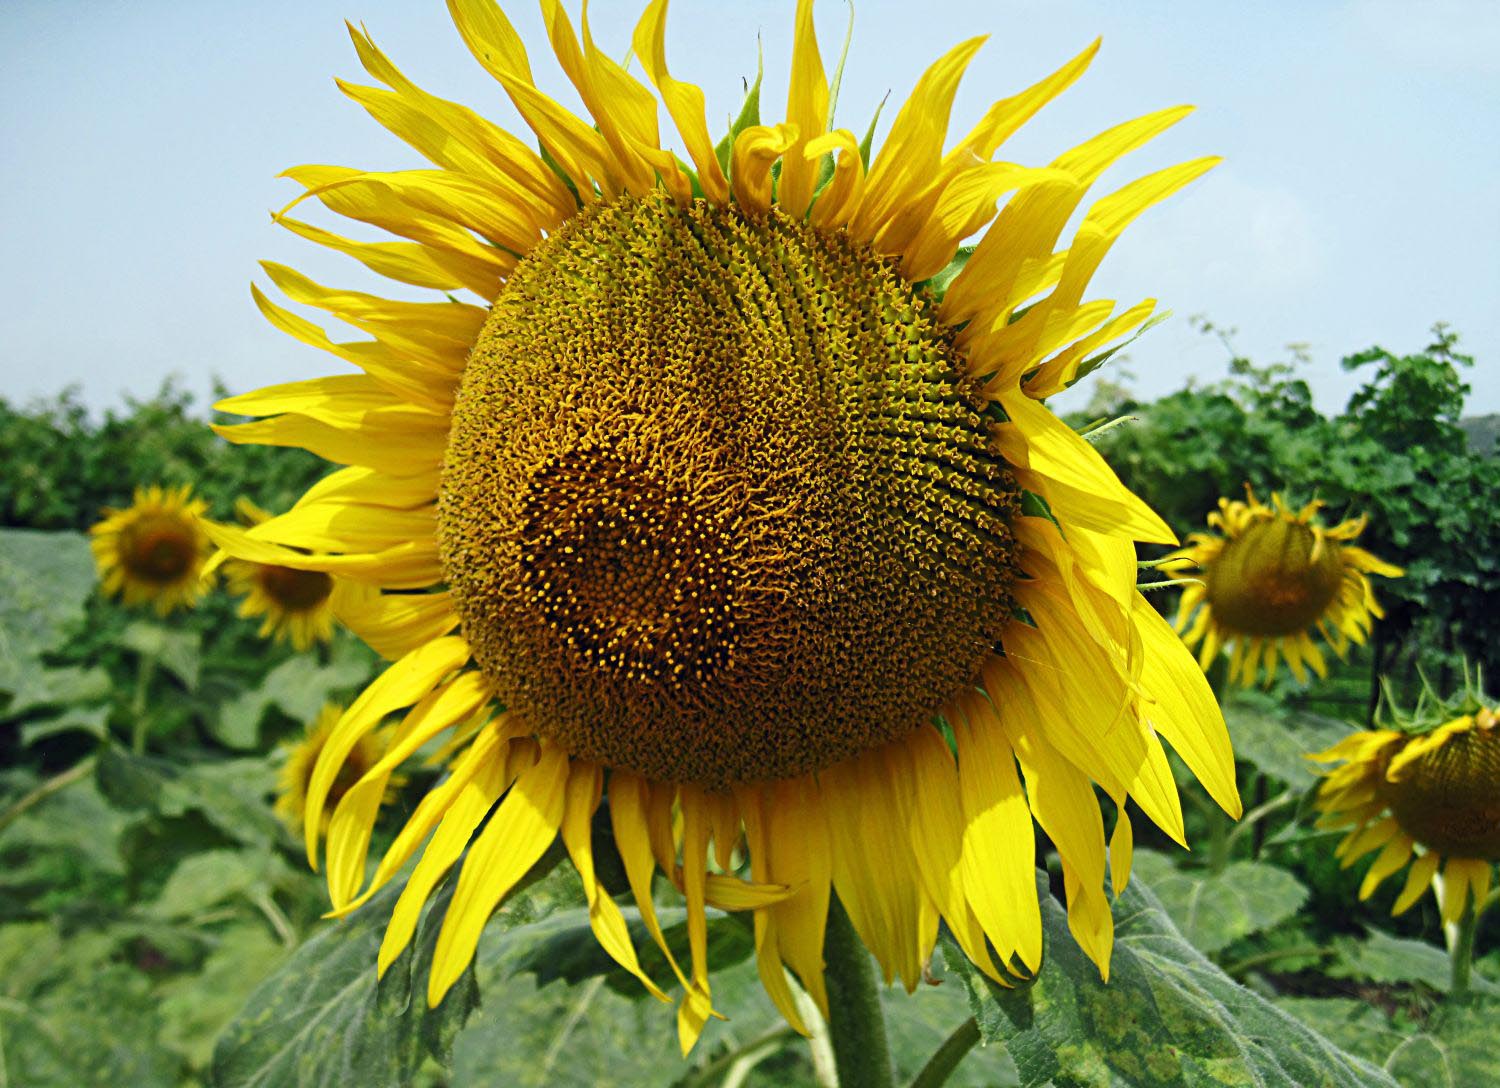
[3,0,1497,416]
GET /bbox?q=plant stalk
[823,895,894,1088]
[909,1016,980,1088]
[0,755,96,836]
[1450,896,1479,1001]
[129,650,159,754]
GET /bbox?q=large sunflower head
[208,0,1240,1051]
[222,497,342,650]
[90,484,212,615]
[1168,489,1403,686]
[1313,695,1500,924]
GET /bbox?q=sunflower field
[6,336,1497,1088]
[4,3,1500,1087]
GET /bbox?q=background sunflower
[1168,489,1403,686]
[90,484,212,615]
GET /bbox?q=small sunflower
[223,498,344,650]
[208,0,1240,1051]
[1168,489,1402,686]
[90,484,212,615]
[1312,705,1500,923]
[276,703,407,832]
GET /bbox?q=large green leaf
[453,906,1022,1087]
[1278,996,1500,1088]
[945,871,1396,1087]
[496,903,755,997]
[1222,700,1352,787]
[0,528,95,702]
[121,620,203,690]
[1129,851,1309,955]
[212,650,374,750]
[1329,930,1500,997]
[211,875,481,1088]
[0,919,179,1088]
[97,747,284,847]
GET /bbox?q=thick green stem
[909,1016,979,1088]
[823,895,893,1088]
[1450,897,1479,1001]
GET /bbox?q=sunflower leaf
[210,862,579,1088]
[0,528,95,707]
[942,871,1396,1087]
[1127,851,1309,955]
[1221,697,1351,787]
[497,904,755,998]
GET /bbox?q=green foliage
[1278,997,1500,1088]
[4,345,1495,1086]
[1129,852,1309,955]
[945,872,1396,1087]
[1089,323,1498,685]
[0,381,325,530]
[0,430,372,1086]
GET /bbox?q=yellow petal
[447,0,613,195]
[952,692,1044,972]
[429,742,570,1005]
[377,736,514,974]
[631,0,729,204]
[999,387,1176,544]
[334,589,459,661]
[345,720,511,918]
[610,771,694,995]
[1358,833,1414,901]
[804,130,866,230]
[1132,595,1241,817]
[561,761,671,1002]
[730,123,800,215]
[1110,808,1134,894]
[203,520,442,591]
[905,726,1005,982]
[821,745,937,991]
[1392,850,1442,916]
[854,35,988,243]
[675,784,715,1055]
[304,636,471,867]
[326,672,494,908]
[776,0,829,219]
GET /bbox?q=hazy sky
[3,0,1497,417]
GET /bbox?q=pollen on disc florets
[1206,516,1344,637]
[438,191,1022,786]
[1382,721,1500,859]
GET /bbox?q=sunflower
[275,703,406,832]
[90,484,212,615]
[1167,490,1402,686]
[1312,706,1500,924]
[222,497,347,649]
[207,0,1240,1051]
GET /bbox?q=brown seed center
[438,192,1022,785]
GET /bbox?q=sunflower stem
[908,1016,980,1088]
[0,755,95,837]
[128,650,159,755]
[823,895,894,1088]
[1450,896,1479,1001]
